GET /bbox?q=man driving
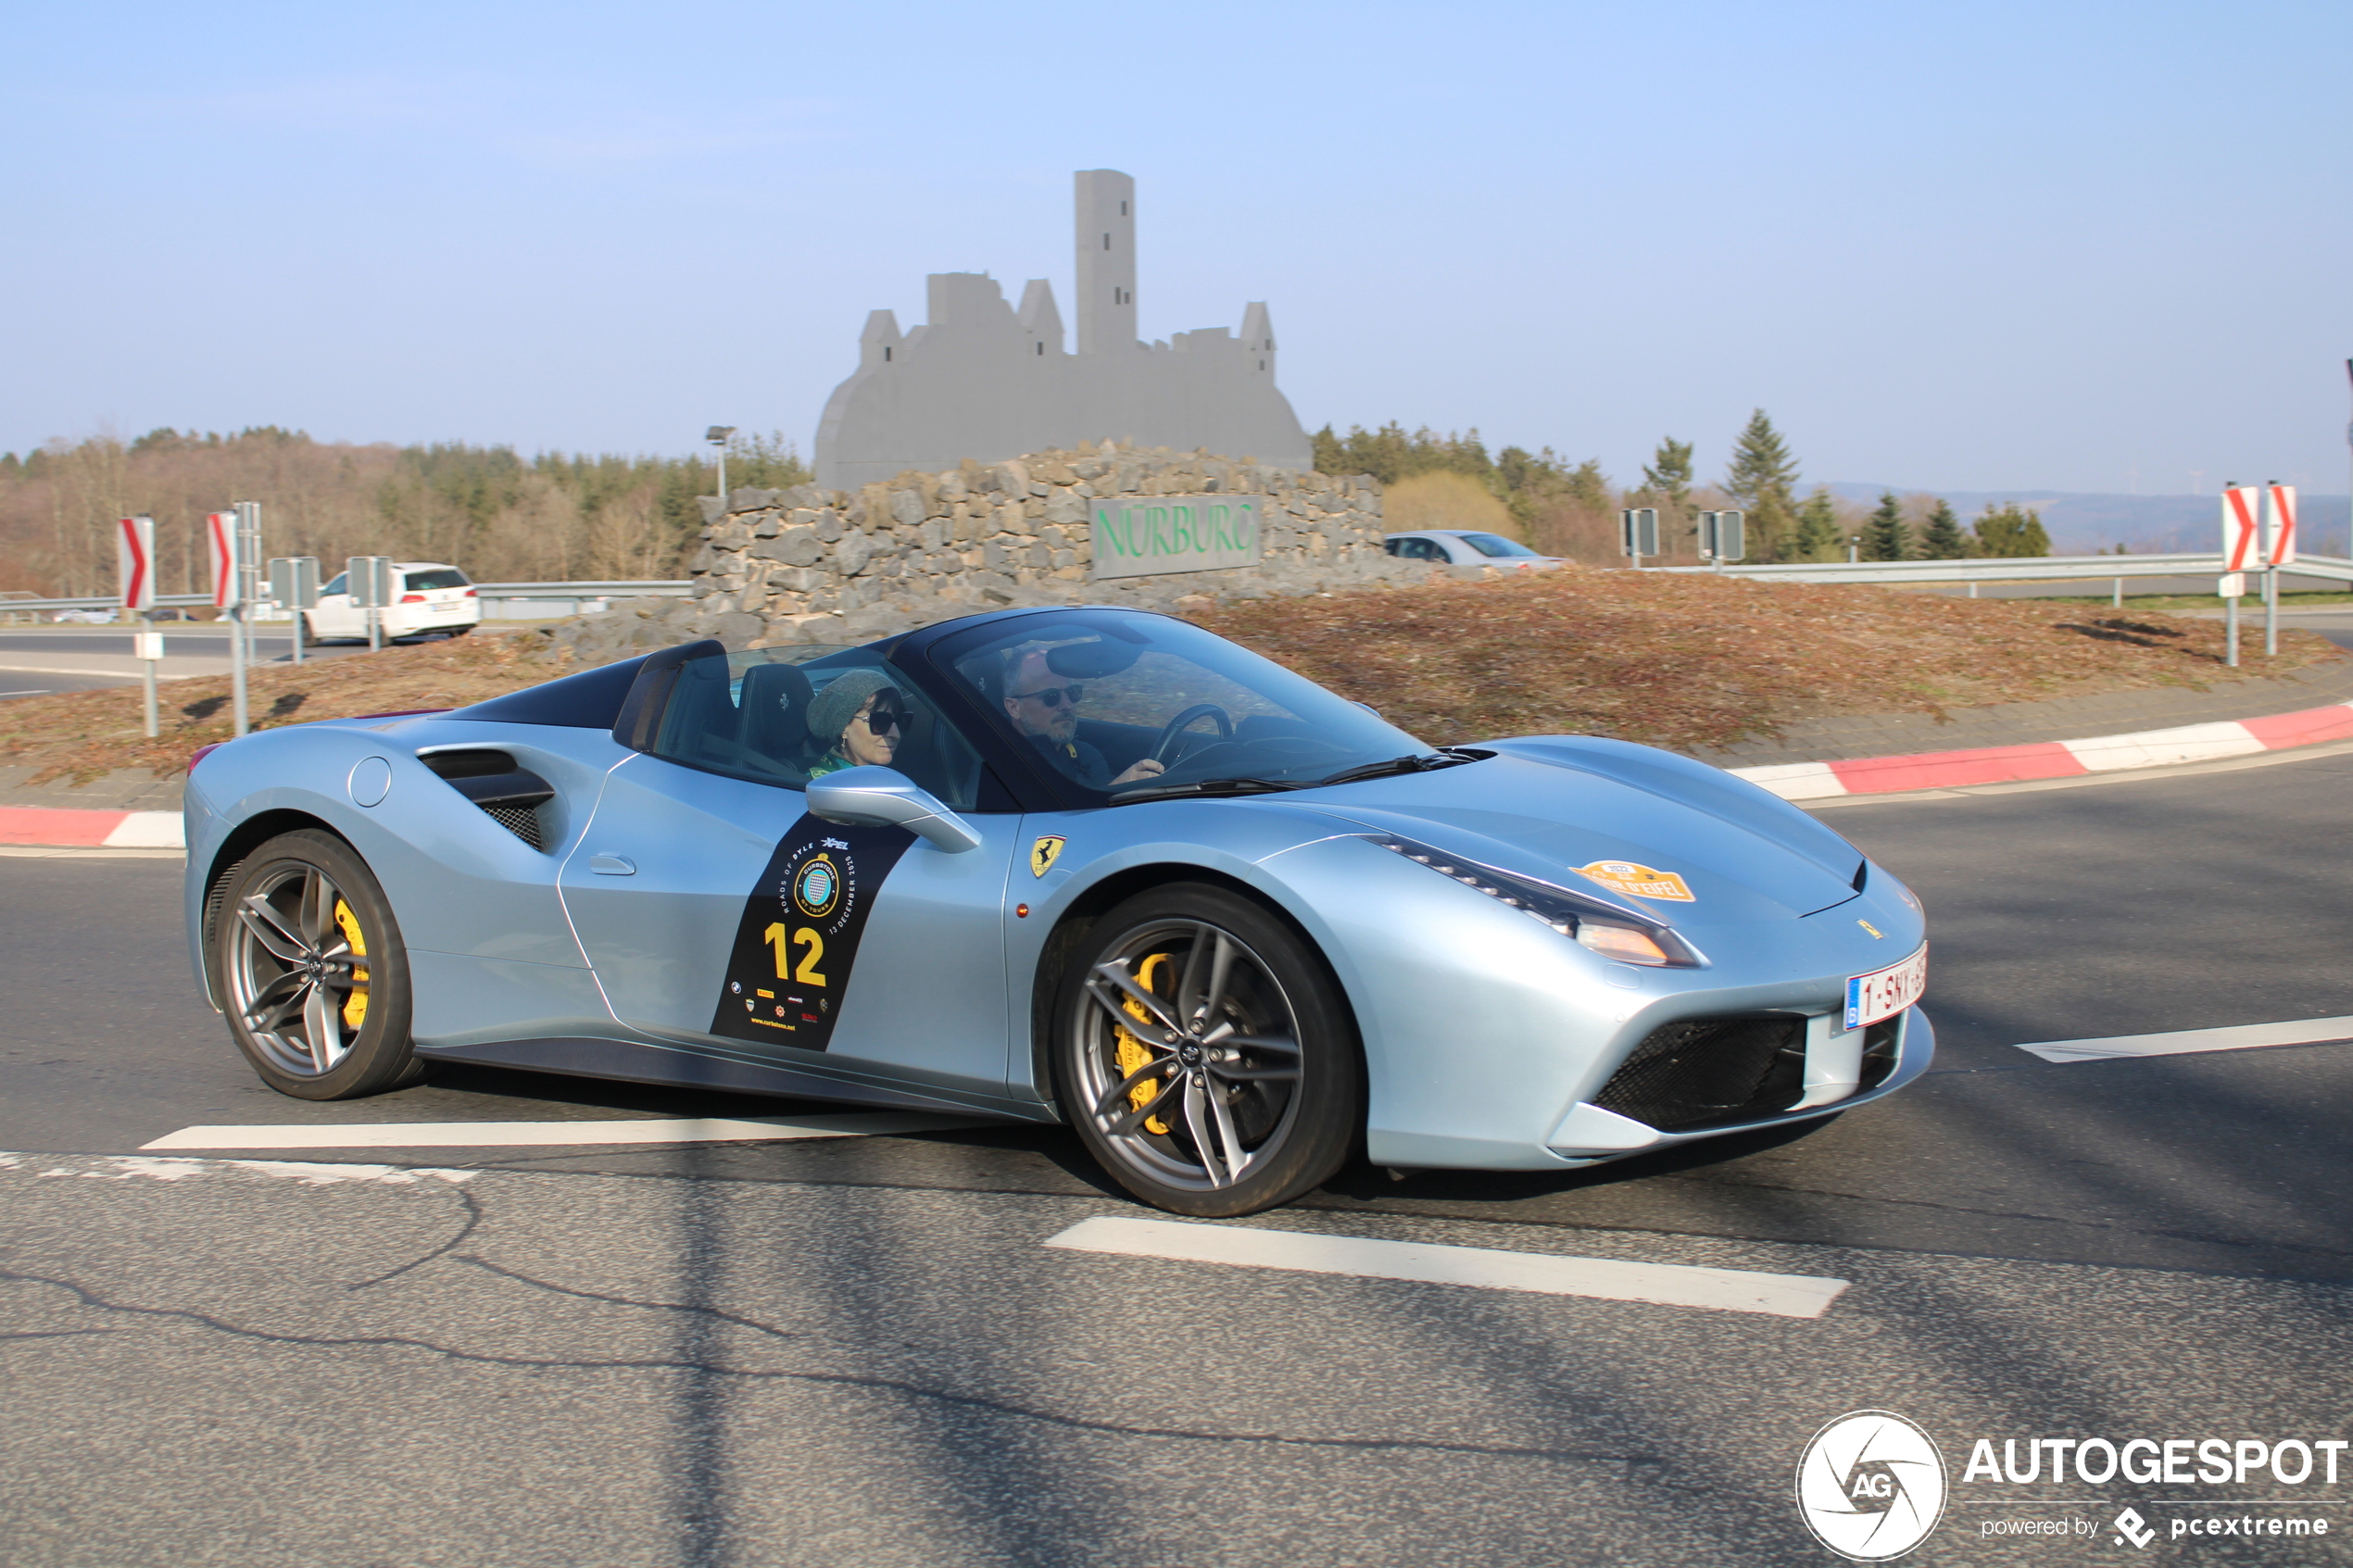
[1001,649,1164,789]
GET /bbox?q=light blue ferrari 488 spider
[184,606,1931,1215]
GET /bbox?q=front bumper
[1542,1005,1935,1164]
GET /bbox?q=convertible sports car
[183,605,1931,1216]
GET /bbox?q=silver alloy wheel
[227,862,366,1076]
[1075,918,1304,1192]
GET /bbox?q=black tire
[298,613,320,648]
[443,624,473,638]
[1051,883,1362,1216]
[208,829,427,1100]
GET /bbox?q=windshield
[1458,533,1541,558]
[935,610,1431,803]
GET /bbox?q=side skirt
[413,1035,1037,1120]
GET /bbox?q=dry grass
[4,569,2339,786]
[1190,567,2342,753]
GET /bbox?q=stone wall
[553,443,1430,662]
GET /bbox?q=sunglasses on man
[1011,684,1085,709]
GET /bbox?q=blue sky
[6,0,2347,497]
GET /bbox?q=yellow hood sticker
[1573,859,1694,902]
[1030,835,1067,878]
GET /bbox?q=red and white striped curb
[1730,699,2353,801]
[0,808,182,848]
[6,696,2353,844]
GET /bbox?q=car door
[557,646,1024,1109]
[310,571,361,638]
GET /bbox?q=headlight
[1365,833,1703,967]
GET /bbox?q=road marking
[1044,1215,1849,1319]
[2015,1015,2353,1064]
[0,662,149,677]
[139,1112,990,1151]
[0,846,183,859]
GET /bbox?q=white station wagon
[304,562,482,645]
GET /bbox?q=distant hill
[1826,484,2353,557]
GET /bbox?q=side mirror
[805,766,982,854]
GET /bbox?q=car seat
[736,662,815,773]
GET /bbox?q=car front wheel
[209,829,426,1099]
[1053,884,1361,1216]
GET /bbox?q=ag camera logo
[1796,1410,1948,1561]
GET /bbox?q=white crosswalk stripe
[1046,1215,1850,1319]
[2014,1016,2353,1064]
[139,1112,990,1150]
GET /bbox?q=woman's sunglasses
[1013,684,1085,709]
[857,701,906,735]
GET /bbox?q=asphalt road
[0,626,419,698]
[6,752,2353,1564]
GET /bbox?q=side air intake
[419,749,555,850]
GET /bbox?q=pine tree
[1919,498,1969,559]
[1793,487,1842,560]
[1642,437,1693,508]
[1863,492,1908,561]
[1723,409,1800,560]
[1973,503,2053,558]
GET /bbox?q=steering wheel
[1151,703,1234,765]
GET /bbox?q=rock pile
[549,443,1431,661]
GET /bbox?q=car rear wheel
[1053,884,1361,1216]
[298,613,320,648]
[210,829,427,1099]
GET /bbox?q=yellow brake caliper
[333,898,370,1031]
[1114,952,1173,1135]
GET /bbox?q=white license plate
[1845,944,1927,1030]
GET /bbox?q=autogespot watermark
[1795,1411,2344,1559]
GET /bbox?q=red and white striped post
[119,516,158,737]
[2221,484,2264,668]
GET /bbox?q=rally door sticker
[709,815,912,1049]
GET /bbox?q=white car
[1383,530,1565,570]
[304,562,482,645]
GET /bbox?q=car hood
[1275,736,1868,924]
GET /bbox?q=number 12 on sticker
[762,922,828,985]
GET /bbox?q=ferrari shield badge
[1029,835,1066,878]
[710,815,912,1049]
[1573,859,1694,902]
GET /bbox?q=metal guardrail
[0,580,695,619]
[1659,553,2353,587]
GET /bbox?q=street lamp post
[706,425,736,511]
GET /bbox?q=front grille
[482,803,544,849]
[1591,1015,1806,1132]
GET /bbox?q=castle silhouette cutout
[814,170,1312,490]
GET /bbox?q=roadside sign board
[208,510,241,609]
[347,556,396,608]
[1699,509,1746,563]
[2221,485,2264,571]
[2218,572,2247,598]
[268,556,321,609]
[2265,484,2297,567]
[1620,508,1659,559]
[118,516,155,613]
